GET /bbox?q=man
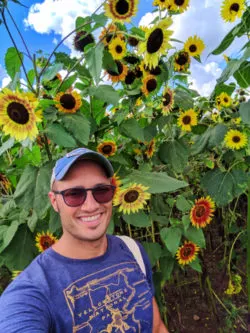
[0,147,169,333]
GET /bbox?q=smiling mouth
[78,213,102,223]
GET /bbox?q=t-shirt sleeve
[0,279,52,332]
[136,241,155,295]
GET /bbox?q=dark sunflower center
[176,53,188,65]
[175,0,185,5]
[106,34,113,44]
[163,93,171,106]
[146,79,157,92]
[7,102,29,124]
[107,61,123,76]
[183,246,192,257]
[102,145,112,154]
[115,45,123,53]
[147,28,164,54]
[223,97,229,103]
[195,205,206,217]
[189,44,197,52]
[182,115,191,124]
[124,190,139,203]
[232,136,240,143]
[115,0,129,15]
[60,94,76,109]
[41,236,54,249]
[230,3,240,12]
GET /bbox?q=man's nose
[80,190,99,210]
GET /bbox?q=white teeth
[79,214,101,222]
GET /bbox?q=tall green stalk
[247,186,250,312]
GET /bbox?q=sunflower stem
[247,185,250,311]
[227,230,245,281]
[128,223,132,238]
[0,8,35,93]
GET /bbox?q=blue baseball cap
[50,148,114,188]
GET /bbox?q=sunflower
[111,173,122,193]
[106,60,128,82]
[104,0,139,23]
[138,18,173,69]
[161,86,174,114]
[54,91,82,113]
[0,173,11,194]
[109,37,127,60]
[177,109,198,132]
[73,30,94,52]
[0,89,41,141]
[99,23,119,46]
[11,271,22,280]
[113,183,151,214]
[141,75,158,96]
[190,196,215,228]
[125,70,136,85]
[97,141,117,157]
[174,51,190,72]
[224,129,248,150]
[176,241,199,265]
[168,0,190,13]
[145,139,156,159]
[184,35,205,57]
[216,92,232,109]
[221,0,245,22]
[153,0,171,9]
[35,231,57,253]
[42,73,62,91]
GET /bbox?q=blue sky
[0,0,247,96]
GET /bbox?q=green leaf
[122,211,151,227]
[184,226,206,248]
[27,210,38,232]
[174,87,194,110]
[0,221,19,253]
[58,74,77,92]
[85,43,104,84]
[160,226,182,256]
[103,48,118,72]
[176,195,192,212]
[189,258,202,272]
[49,207,62,234]
[1,224,36,270]
[233,61,250,88]
[0,137,15,156]
[14,163,52,218]
[160,255,175,280]
[42,63,63,81]
[27,69,36,85]
[125,171,188,194]
[159,139,189,173]
[182,215,190,231]
[46,123,77,147]
[119,119,145,141]
[92,13,108,27]
[214,82,236,96]
[201,168,248,207]
[60,113,90,145]
[150,213,169,226]
[210,23,241,55]
[142,242,162,267]
[5,47,23,79]
[239,101,250,125]
[88,85,120,105]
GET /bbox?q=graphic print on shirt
[63,261,152,332]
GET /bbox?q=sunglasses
[53,185,116,207]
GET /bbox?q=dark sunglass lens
[93,186,114,203]
[63,188,86,206]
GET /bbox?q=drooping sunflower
[145,139,156,159]
[104,0,139,23]
[0,89,41,141]
[111,173,122,193]
[138,18,173,69]
[190,196,215,228]
[221,0,245,22]
[54,91,82,113]
[177,109,198,132]
[174,51,190,72]
[35,231,58,253]
[99,23,119,46]
[224,129,248,150]
[176,241,199,265]
[161,86,174,114]
[125,70,136,85]
[113,183,151,214]
[106,60,128,82]
[109,37,127,60]
[141,75,158,96]
[42,73,62,92]
[184,35,205,57]
[73,30,95,52]
[168,0,190,13]
[97,141,117,157]
[216,92,232,109]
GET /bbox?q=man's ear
[48,192,59,213]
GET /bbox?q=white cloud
[52,38,58,45]
[1,76,11,88]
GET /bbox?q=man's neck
[52,234,108,260]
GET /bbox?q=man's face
[48,161,113,244]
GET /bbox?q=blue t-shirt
[0,235,154,332]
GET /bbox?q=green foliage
[5,47,23,79]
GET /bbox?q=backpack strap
[116,235,146,276]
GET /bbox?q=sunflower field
[0,0,249,331]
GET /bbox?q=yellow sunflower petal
[221,0,245,22]
[190,196,215,228]
[177,108,198,132]
[184,35,205,57]
[97,141,117,157]
[104,0,139,23]
[109,37,127,60]
[54,91,82,113]
[35,231,58,253]
[224,129,248,150]
[176,241,199,265]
